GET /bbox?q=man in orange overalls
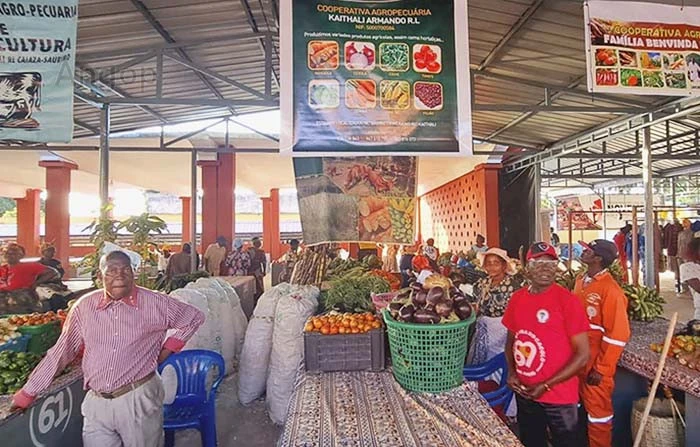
[574,239,631,447]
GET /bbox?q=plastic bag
[163,288,211,404]
[215,278,249,358]
[238,283,292,405]
[266,285,319,424]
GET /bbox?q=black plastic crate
[304,329,386,373]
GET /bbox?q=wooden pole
[568,210,573,271]
[632,206,639,287]
[633,312,678,447]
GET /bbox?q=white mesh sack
[214,278,248,358]
[237,283,292,405]
[187,281,235,375]
[266,285,319,425]
[162,288,211,404]
[185,283,224,358]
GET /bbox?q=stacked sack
[238,283,319,425]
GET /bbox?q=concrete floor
[174,372,282,447]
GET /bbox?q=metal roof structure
[4,0,700,187]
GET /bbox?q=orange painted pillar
[349,243,360,259]
[216,153,235,246]
[473,163,502,248]
[198,160,219,252]
[270,188,281,260]
[16,189,41,256]
[261,197,273,255]
[39,160,77,272]
[180,197,192,244]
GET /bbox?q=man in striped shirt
[12,250,205,447]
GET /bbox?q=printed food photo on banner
[0,0,78,143]
[585,0,700,95]
[293,157,417,245]
[280,0,472,155]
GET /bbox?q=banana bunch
[388,197,415,243]
[624,284,665,322]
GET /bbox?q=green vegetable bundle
[624,284,665,322]
[0,351,42,395]
[322,276,390,313]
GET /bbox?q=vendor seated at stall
[38,244,65,279]
[0,243,60,314]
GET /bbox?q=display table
[217,276,256,318]
[0,368,85,447]
[278,370,522,447]
[614,318,700,446]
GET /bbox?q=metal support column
[642,126,656,288]
[190,149,198,271]
[99,104,110,214]
[602,190,608,240]
[671,177,677,217]
[534,164,542,242]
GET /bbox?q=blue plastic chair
[463,352,513,411]
[158,350,225,447]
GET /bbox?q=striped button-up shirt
[14,287,204,407]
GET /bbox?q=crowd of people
[403,235,633,447]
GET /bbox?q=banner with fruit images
[293,156,417,245]
[585,1,700,96]
[279,0,472,156]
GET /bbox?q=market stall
[216,276,257,318]
[0,368,85,447]
[614,318,700,446]
[279,370,522,447]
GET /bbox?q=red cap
[526,242,558,261]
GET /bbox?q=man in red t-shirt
[503,242,590,447]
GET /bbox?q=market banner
[585,1,700,96]
[0,0,78,143]
[556,197,602,231]
[293,156,417,245]
[280,0,472,156]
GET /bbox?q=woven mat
[619,318,700,398]
[278,370,522,447]
[0,366,82,421]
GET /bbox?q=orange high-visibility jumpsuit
[574,271,631,447]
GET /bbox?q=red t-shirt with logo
[502,284,589,405]
[0,262,46,291]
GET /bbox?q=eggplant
[388,301,403,314]
[396,288,411,300]
[455,302,473,320]
[426,287,445,307]
[413,308,441,324]
[449,286,461,296]
[410,281,422,292]
[413,290,427,307]
[398,304,416,322]
[435,300,453,318]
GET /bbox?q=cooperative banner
[585,1,700,96]
[294,156,417,245]
[280,0,472,156]
[0,1,77,143]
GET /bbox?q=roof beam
[476,0,545,71]
[99,96,278,108]
[130,0,237,115]
[473,104,645,114]
[239,0,280,90]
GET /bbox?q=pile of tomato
[304,312,382,335]
[414,45,441,73]
[6,311,64,327]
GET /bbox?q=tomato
[628,75,638,86]
[415,59,427,70]
[330,325,339,335]
[427,61,441,73]
[424,50,437,63]
[597,50,608,62]
[320,325,330,335]
[421,45,431,54]
[605,57,615,66]
[304,322,314,332]
[313,319,323,329]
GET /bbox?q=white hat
[477,248,516,275]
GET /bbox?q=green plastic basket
[383,309,475,393]
[17,322,61,355]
